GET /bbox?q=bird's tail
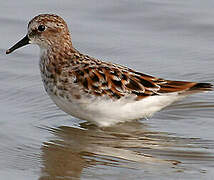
[189,82,213,91]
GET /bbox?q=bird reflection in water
[38,121,213,180]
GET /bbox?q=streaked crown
[28,14,72,48]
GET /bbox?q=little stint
[6,14,213,126]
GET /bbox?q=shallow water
[0,0,214,179]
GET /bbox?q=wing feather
[68,54,212,100]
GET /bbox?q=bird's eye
[38,25,46,32]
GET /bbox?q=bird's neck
[39,41,78,77]
[40,40,77,62]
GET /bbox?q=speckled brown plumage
[40,47,212,101]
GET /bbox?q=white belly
[49,92,185,127]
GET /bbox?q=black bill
[6,35,30,54]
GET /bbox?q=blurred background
[0,0,214,179]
